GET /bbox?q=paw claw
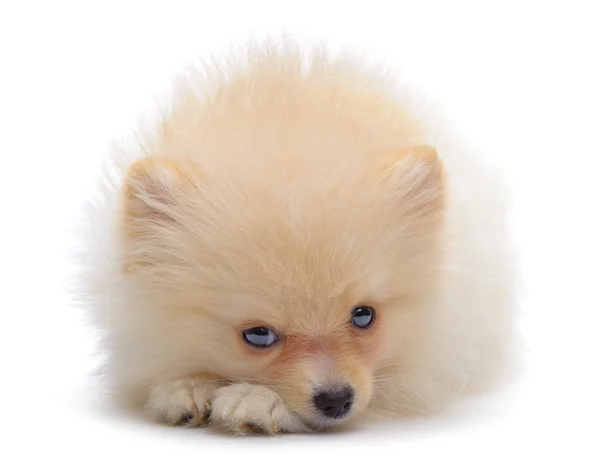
[180,412,195,425]
[147,379,218,428]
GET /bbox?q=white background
[1,1,599,459]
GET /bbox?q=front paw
[146,378,218,427]
[210,383,307,435]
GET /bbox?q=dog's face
[120,145,444,429]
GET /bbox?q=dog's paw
[210,383,307,435]
[146,378,218,426]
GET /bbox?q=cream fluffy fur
[76,39,518,434]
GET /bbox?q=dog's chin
[298,412,354,433]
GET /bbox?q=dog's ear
[120,156,198,272]
[382,144,445,216]
[121,156,193,238]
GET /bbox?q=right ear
[381,144,445,216]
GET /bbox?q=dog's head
[120,145,444,429]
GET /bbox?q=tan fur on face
[76,39,518,432]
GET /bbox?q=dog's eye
[242,327,279,347]
[350,305,376,329]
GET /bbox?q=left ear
[121,156,190,229]
[383,144,445,214]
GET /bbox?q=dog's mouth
[301,415,352,433]
[295,408,355,433]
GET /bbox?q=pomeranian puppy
[76,39,518,434]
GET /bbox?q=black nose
[313,387,354,419]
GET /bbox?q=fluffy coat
[75,39,518,433]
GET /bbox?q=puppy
[76,39,518,434]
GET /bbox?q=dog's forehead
[283,306,350,335]
[253,278,366,332]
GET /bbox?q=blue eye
[350,306,376,329]
[243,327,279,348]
